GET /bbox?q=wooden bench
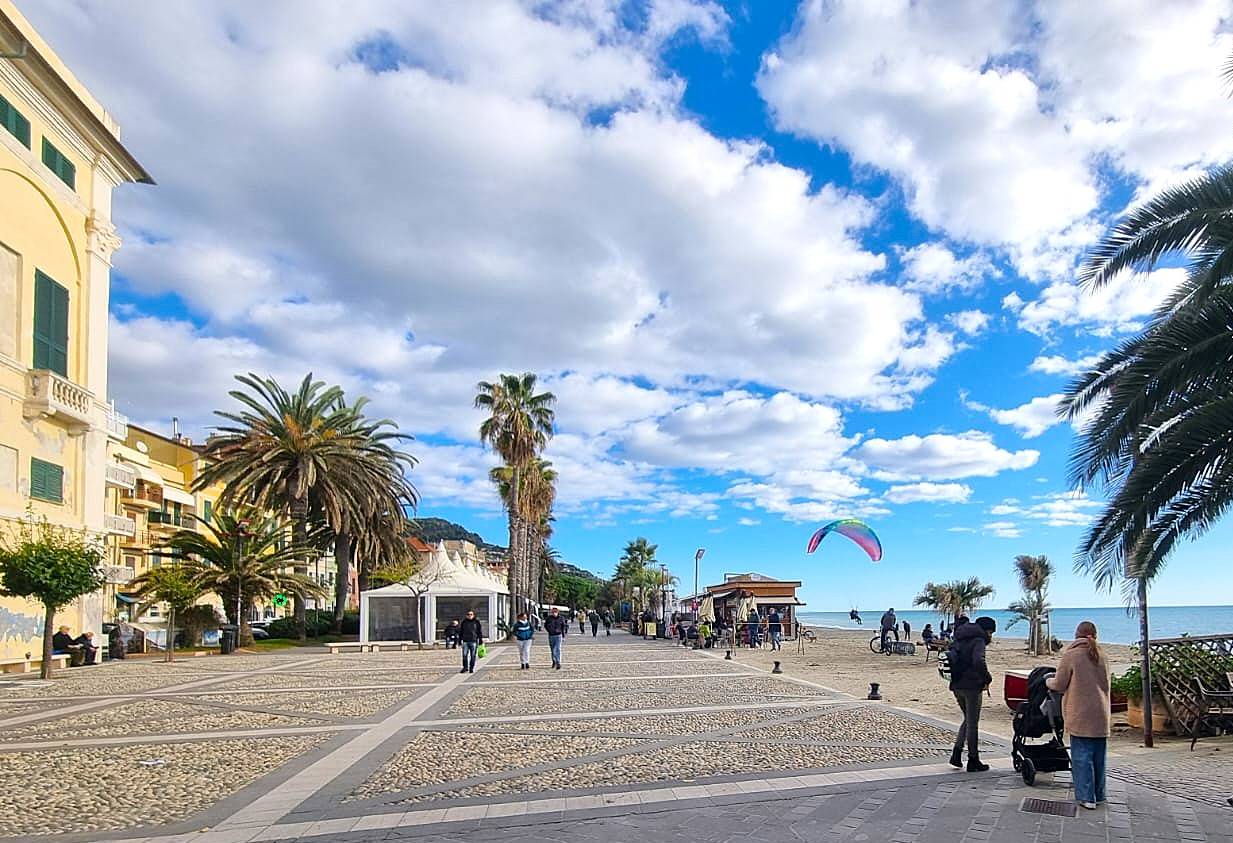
[0,654,70,674]
[324,641,436,654]
[922,639,948,662]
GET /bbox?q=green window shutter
[30,458,64,503]
[203,500,212,524]
[0,94,30,147]
[41,138,75,190]
[33,270,68,376]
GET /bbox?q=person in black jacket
[544,607,568,669]
[948,616,996,771]
[51,626,75,654]
[443,619,461,649]
[458,611,484,674]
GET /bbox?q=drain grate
[1019,797,1078,818]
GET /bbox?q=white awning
[125,462,163,485]
[162,486,195,506]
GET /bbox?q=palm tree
[1061,166,1233,746]
[913,582,953,621]
[492,458,558,610]
[196,374,416,639]
[1006,555,1053,655]
[164,509,325,646]
[475,373,556,621]
[128,564,207,662]
[945,576,996,619]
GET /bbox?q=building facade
[0,1,150,665]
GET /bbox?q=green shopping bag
[477,643,487,659]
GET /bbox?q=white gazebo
[359,541,510,644]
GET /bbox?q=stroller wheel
[1021,759,1036,786]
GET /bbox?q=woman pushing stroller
[1046,621,1111,810]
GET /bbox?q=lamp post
[693,548,705,616]
[659,563,668,639]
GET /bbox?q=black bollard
[772,661,782,674]
[867,682,882,700]
[725,649,732,660]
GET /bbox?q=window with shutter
[0,94,29,148]
[40,138,75,190]
[203,500,213,524]
[33,270,68,376]
[30,457,63,503]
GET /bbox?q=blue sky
[25,0,1233,610]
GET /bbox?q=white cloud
[737,517,761,527]
[899,243,997,295]
[1006,268,1187,335]
[883,482,972,505]
[988,492,1102,528]
[983,521,1022,539]
[1028,354,1102,377]
[963,392,1065,439]
[948,310,990,336]
[856,431,1039,481]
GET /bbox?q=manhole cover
[1019,797,1077,817]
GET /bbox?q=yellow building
[0,1,151,666]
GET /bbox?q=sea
[797,605,1233,646]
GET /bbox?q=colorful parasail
[805,519,883,563]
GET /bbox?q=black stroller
[1012,666,1071,785]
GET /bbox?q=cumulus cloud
[1028,354,1103,376]
[883,482,972,504]
[962,392,1065,439]
[988,492,1102,528]
[983,520,1023,539]
[1006,268,1186,335]
[899,244,997,295]
[948,310,990,336]
[856,431,1039,481]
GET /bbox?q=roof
[407,536,434,554]
[361,541,509,597]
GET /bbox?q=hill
[408,516,605,582]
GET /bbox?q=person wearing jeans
[512,612,535,669]
[1047,621,1111,809]
[458,610,483,674]
[767,609,783,651]
[544,607,568,669]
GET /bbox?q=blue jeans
[461,641,478,671]
[548,634,563,665]
[770,630,782,650]
[1070,736,1107,803]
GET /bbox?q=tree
[913,577,994,622]
[491,458,557,610]
[546,572,599,609]
[0,517,104,679]
[129,565,207,662]
[1006,555,1053,656]
[197,374,416,640]
[912,581,952,620]
[475,373,556,623]
[165,508,325,647]
[370,541,447,649]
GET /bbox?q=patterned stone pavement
[0,634,1229,842]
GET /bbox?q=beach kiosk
[704,572,806,637]
[359,541,510,645]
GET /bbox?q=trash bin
[219,625,238,655]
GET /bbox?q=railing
[121,481,163,508]
[104,514,136,536]
[105,409,129,440]
[23,369,94,434]
[101,564,135,584]
[148,511,195,529]
[105,462,136,489]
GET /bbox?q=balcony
[105,462,137,489]
[102,564,135,584]
[105,409,129,441]
[104,513,136,537]
[23,369,94,435]
[148,510,195,532]
[120,480,162,510]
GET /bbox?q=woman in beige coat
[1046,621,1111,809]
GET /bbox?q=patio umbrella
[698,594,715,623]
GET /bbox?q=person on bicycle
[879,608,898,652]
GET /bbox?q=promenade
[0,634,1229,842]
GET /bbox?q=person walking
[879,608,898,652]
[512,612,535,669]
[767,608,783,651]
[544,607,568,669]
[1046,621,1111,810]
[902,620,912,641]
[748,607,762,648]
[458,610,483,674]
[601,609,612,636]
[948,616,996,772]
[589,609,600,637]
[443,619,461,649]
[577,610,586,634]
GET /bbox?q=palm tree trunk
[1138,576,1154,748]
[166,604,175,663]
[506,467,521,630]
[40,605,55,680]
[290,494,309,641]
[333,532,352,634]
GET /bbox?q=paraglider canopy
[806,519,882,563]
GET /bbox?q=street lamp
[693,548,705,616]
[659,563,668,639]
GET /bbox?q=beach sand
[707,627,1136,741]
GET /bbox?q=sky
[23,0,1233,611]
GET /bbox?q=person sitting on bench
[75,631,99,665]
[922,624,935,646]
[52,626,75,655]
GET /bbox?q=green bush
[179,605,221,647]
[265,609,358,638]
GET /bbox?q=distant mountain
[408,516,606,582]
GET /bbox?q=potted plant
[1113,664,1170,733]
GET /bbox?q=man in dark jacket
[443,619,461,649]
[458,611,483,674]
[544,607,568,669]
[767,609,783,651]
[879,608,898,651]
[948,616,996,771]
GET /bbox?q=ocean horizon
[797,605,1233,646]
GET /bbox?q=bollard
[867,682,882,700]
[772,660,782,674]
[725,649,732,660]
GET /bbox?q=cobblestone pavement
[0,635,1229,842]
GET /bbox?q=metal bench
[1190,676,1233,750]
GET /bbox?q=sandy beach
[709,627,1137,741]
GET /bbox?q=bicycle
[869,633,894,655]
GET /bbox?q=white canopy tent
[359,542,510,644]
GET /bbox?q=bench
[1190,676,1233,750]
[324,641,436,654]
[923,639,948,662]
[0,654,70,674]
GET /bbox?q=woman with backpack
[511,612,535,670]
[947,616,996,772]
[1046,621,1111,810]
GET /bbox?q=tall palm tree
[197,374,415,639]
[912,581,952,621]
[945,576,996,619]
[475,373,556,621]
[1062,165,1233,746]
[491,458,557,608]
[164,509,325,646]
[1007,554,1053,655]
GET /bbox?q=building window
[30,457,63,503]
[32,270,68,376]
[203,499,212,524]
[0,94,30,147]
[41,138,75,190]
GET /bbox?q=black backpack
[939,639,970,683]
